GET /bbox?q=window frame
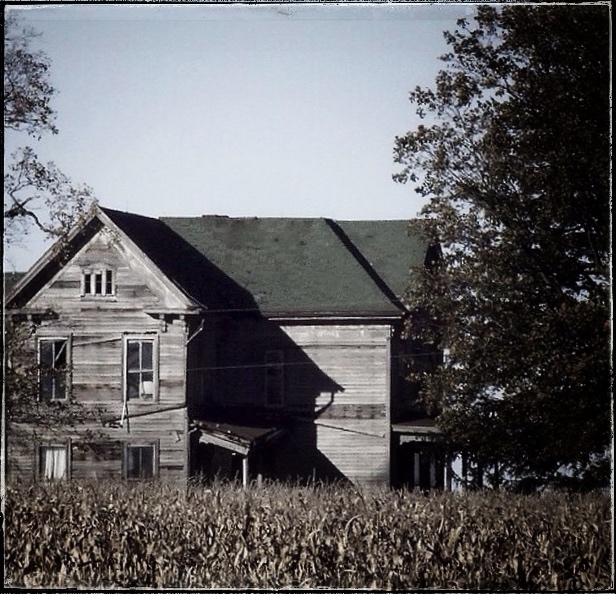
[123,441,158,480]
[38,336,71,402]
[38,441,71,481]
[81,268,115,297]
[264,349,284,407]
[123,335,159,402]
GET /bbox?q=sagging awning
[192,419,285,457]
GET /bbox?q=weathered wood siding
[7,228,191,483]
[210,320,392,487]
[281,323,391,487]
[7,407,188,483]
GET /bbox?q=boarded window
[83,269,114,296]
[265,350,284,406]
[39,339,68,401]
[125,443,156,479]
[39,444,69,480]
[125,339,156,400]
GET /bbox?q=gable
[6,209,198,313]
[25,227,193,312]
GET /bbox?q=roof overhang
[264,312,403,323]
[392,419,443,442]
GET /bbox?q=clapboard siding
[29,228,190,311]
[6,228,191,483]
[283,324,391,486]
[207,320,392,486]
[7,409,187,483]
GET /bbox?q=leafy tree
[394,5,610,490]
[4,12,95,249]
[3,15,104,478]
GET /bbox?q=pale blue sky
[4,3,475,271]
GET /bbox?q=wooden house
[5,206,449,489]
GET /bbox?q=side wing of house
[191,317,394,487]
[5,212,199,483]
[173,216,438,488]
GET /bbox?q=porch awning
[392,418,442,441]
[192,419,285,456]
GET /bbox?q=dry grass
[4,479,612,589]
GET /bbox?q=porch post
[444,451,453,491]
[429,451,437,488]
[242,455,249,488]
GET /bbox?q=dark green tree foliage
[394,6,610,489]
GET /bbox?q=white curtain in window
[42,446,67,479]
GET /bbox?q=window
[39,444,70,480]
[82,269,114,296]
[265,350,284,406]
[125,337,157,401]
[124,443,157,479]
[39,338,69,401]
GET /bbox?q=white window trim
[38,440,72,481]
[81,267,115,297]
[123,441,159,480]
[123,335,159,403]
[37,336,71,402]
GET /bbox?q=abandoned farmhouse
[5,205,451,489]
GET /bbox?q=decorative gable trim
[6,205,204,314]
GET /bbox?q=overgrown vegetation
[395,5,610,489]
[4,480,611,589]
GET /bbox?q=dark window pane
[105,270,113,295]
[40,341,53,366]
[126,447,139,478]
[126,445,154,479]
[141,341,153,369]
[94,272,103,294]
[41,373,53,399]
[127,342,140,370]
[127,374,140,400]
[52,375,66,401]
[40,340,68,400]
[140,446,154,477]
[54,340,67,367]
[84,273,92,294]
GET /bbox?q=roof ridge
[324,218,404,312]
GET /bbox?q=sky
[4,2,476,271]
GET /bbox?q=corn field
[4,480,612,589]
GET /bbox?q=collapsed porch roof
[192,419,285,456]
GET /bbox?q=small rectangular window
[125,338,156,401]
[39,339,69,401]
[39,444,69,480]
[83,269,114,296]
[265,350,284,406]
[125,443,156,479]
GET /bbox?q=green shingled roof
[8,208,430,318]
[335,220,429,299]
[158,215,429,317]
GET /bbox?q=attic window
[82,269,114,296]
